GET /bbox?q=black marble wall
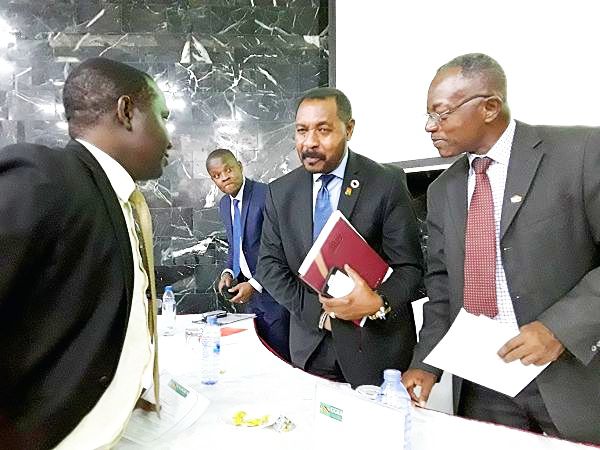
[0,0,329,313]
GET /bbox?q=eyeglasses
[425,94,493,126]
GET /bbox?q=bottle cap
[207,316,218,325]
[165,285,173,292]
[383,369,402,382]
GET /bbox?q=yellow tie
[129,188,160,413]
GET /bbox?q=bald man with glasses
[403,53,600,445]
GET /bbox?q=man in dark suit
[256,87,423,387]
[403,53,600,444]
[206,148,290,361]
[0,58,172,449]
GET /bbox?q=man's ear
[116,95,134,131]
[345,118,356,140]
[483,96,503,124]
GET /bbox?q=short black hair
[438,53,507,101]
[63,57,155,137]
[295,87,353,123]
[206,148,237,171]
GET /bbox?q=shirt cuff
[221,269,234,278]
[248,277,263,293]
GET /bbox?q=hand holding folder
[298,211,393,324]
[298,210,392,295]
[319,265,389,323]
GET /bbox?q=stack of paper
[424,309,550,397]
[122,372,210,446]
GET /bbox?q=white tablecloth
[116,315,592,450]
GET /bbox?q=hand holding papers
[423,309,550,397]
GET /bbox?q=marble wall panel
[0,0,329,312]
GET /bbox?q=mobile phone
[220,279,238,301]
[322,266,355,298]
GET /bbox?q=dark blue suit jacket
[218,178,290,360]
[219,178,266,276]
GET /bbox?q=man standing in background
[0,57,172,449]
[257,87,423,387]
[207,148,290,361]
[403,53,600,444]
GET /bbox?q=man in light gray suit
[403,53,600,444]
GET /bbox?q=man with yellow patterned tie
[0,57,172,450]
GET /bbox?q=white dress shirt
[467,120,519,331]
[55,139,153,449]
[222,178,263,293]
[312,149,349,214]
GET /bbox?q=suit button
[502,246,511,251]
[98,375,110,387]
[592,345,598,352]
[514,295,520,300]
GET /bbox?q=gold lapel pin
[510,195,522,204]
[345,187,352,196]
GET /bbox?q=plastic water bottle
[379,369,412,450]
[200,316,221,385]
[161,285,176,336]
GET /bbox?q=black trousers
[304,333,346,382]
[458,379,560,437]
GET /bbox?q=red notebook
[298,210,392,295]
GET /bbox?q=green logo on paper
[319,402,343,421]
[168,379,189,398]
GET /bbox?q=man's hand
[218,273,233,294]
[498,320,565,366]
[229,281,255,304]
[319,265,383,321]
[401,369,437,408]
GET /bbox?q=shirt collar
[468,119,516,169]
[230,177,246,204]
[76,138,136,202]
[312,149,349,183]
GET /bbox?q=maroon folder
[298,210,391,295]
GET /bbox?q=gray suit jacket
[412,121,600,443]
[256,150,423,387]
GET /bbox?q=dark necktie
[313,173,336,242]
[232,198,242,277]
[129,188,160,412]
[464,157,498,318]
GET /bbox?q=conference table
[116,315,593,450]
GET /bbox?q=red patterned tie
[464,157,498,317]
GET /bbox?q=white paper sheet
[122,372,210,445]
[325,270,355,298]
[423,308,549,397]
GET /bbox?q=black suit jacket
[256,150,423,387]
[412,122,600,443]
[0,141,134,449]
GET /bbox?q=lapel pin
[350,179,360,189]
[345,187,352,196]
[510,195,522,204]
